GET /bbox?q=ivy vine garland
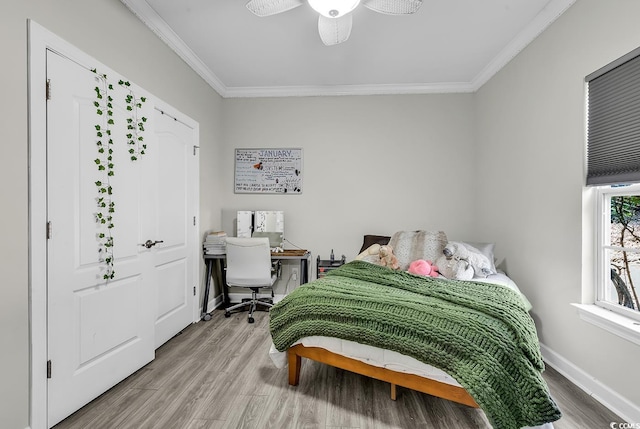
[93,71,115,280]
[92,70,147,280]
[119,79,147,161]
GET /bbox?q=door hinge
[47,360,52,379]
[46,79,51,100]
[193,286,196,296]
[193,145,199,156]
[193,216,196,226]
[47,221,52,239]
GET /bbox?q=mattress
[268,272,554,429]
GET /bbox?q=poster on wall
[234,148,303,194]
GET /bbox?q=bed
[268,232,561,429]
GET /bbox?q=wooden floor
[54,310,621,429]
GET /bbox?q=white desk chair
[224,237,277,323]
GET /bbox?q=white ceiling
[121,0,575,98]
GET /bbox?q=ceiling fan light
[308,0,361,18]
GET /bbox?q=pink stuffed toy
[408,259,439,277]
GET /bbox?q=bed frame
[287,344,479,408]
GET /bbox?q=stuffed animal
[459,242,495,277]
[443,242,468,260]
[378,245,400,270]
[435,241,494,280]
[435,242,474,280]
[450,242,492,277]
[408,259,439,277]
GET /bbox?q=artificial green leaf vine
[119,79,148,161]
[92,70,147,280]
[92,70,116,280]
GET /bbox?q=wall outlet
[291,267,298,281]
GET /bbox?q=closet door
[151,107,199,348]
[46,50,155,426]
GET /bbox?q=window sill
[572,303,640,346]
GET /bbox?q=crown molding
[120,0,228,96]
[470,0,576,91]
[223,81,476,98]
[121,0,576,98]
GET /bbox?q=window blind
[586,46,640,186]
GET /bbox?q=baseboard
[205,293,223,312]
[540,342,640,423]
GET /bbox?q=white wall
[216,95,477,298]
[219,95,478,282]
[475,0,640,412]
[0,1,223,428]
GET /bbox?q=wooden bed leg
[390,383,397,400]
[288,349,302,386]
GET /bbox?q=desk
[202,251,311,321]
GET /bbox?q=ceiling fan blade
[318,14,353,46]
[361,0,422,15]
[246,0,304,17]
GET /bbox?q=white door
[46,50,155,426]
[151,108,198,348]
[45,50,198,426]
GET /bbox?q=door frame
[28,21,201,429]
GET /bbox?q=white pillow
[355,243,382,265]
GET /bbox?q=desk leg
[215,259,230,308]
[300,257,309,284]
[218,259,231,308]
[202,259,213,321]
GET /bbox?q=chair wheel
[248,317,255,323]
[224,311,230,318]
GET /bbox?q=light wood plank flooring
[54,309,622,429]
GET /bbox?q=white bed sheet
[269,335,460,385]
[268,272,554,429]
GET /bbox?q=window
[586,46,640,326]
[596,184,640,322]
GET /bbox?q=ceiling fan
[246,0,423,46]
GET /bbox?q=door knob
[141,240,164,249]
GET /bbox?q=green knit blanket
[269,260,561,429]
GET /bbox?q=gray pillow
[388,230,448,271]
